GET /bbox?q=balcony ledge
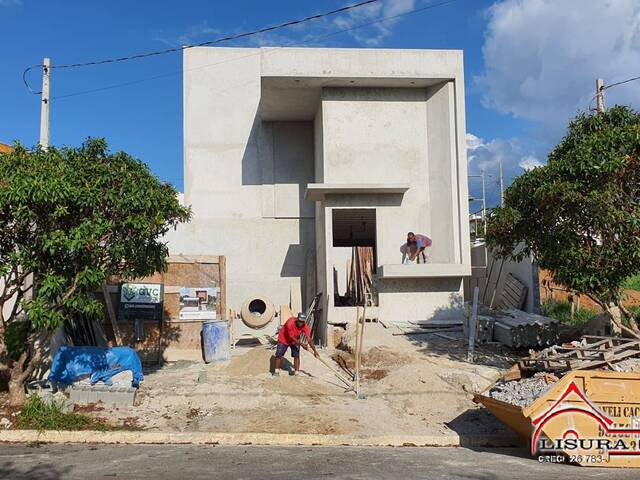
[305,183,409,201]
[378,263,471,278]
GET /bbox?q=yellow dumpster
[474,369,640,468]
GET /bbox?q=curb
[0,430,523,447]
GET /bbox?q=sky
[1,0,639,208]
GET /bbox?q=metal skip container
[474,370,640,468]
[201,320,231,363]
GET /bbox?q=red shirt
[278,317,311,345]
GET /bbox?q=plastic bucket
[201,320,230,363]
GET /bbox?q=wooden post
[467,286,479,363]
[219,255,226,319]
[596,78,606,113]
[102,284,122,346]
[354,297,368,397]
[353,306,361,392]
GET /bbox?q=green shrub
[623,275,640,292]
[542,299,597,326]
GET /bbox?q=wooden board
[499,273,528,310]
[280,304,293,326]
[290,280,302,314]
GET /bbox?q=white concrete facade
[171,47,471,344]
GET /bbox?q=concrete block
[70,385,137,406]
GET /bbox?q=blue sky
[1,0,639,206]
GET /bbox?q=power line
[49,0,461,101]
[588,75,640,111]
[23,0,380,94]
[603,75,640,90]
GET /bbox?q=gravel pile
[610,358,640,372]
[488,372,557,407]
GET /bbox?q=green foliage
[16,394,142,431]
[623,275,640,292]
[0,139,191,334]
[541,299,597,327]
[4,321,31,361]
[16,395,101,431]
[487,106,640,313]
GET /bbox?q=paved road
[0,444,636,479]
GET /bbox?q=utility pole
[39,58,51,149]
[480,170,486,236]
[498,158,504,206]
[596,78,605,113]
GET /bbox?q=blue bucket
[202,320,230,363]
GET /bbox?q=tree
[486,106,640,337]
[0,139,191,405]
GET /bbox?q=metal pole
[498,158,504,206]
[596,78,605,113]
[39,58,51,149]
[480,171,486,235]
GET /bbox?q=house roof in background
[0,143,13,153]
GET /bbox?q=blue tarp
[48,346,143,387]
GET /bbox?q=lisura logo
[531,381,640,458]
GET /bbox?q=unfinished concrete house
[168,47,471,345]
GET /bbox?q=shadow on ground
[0,460,70,480]
[446,408,524,447]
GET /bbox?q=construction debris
[518,335,640,373]
[489,371,558,407]
[487,336,640,408]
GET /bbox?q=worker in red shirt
[274,313,319,376]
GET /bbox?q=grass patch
[15,395,109,431]
[542,299,597,326]
[623,275,640,292]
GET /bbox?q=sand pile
[222,347,274,376]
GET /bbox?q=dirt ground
[53,323,519,440]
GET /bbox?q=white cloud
[158,0,420,49]
[467,133,541,206]
[467,133,537,175]
[519,155,543,171]
[477,0,640,143]
[176,23,221,46]
[332,0,416,47]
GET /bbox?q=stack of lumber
[518,336,640,373]
[345,247,375,306]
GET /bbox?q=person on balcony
[405,232,432,264]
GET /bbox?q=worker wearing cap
[274,313,319,376]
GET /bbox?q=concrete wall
[317,83,467,323]
[176,46,470,331]
[176,47,316,312]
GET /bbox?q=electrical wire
[22,0,380,94]
[29,0,461,99]
[603,75,640,91]
[588,75,640,111]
